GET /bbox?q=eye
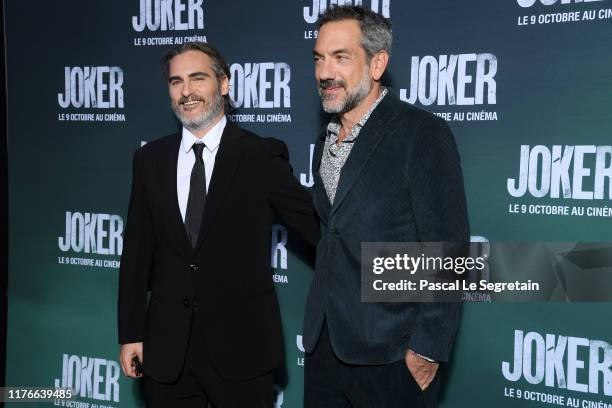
[313,56,321,64]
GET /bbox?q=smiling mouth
[321,86,344,101]
[319,80,346,95]
[181,100,202,109]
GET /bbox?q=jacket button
[183,299,190,308]
[189,263,200,272]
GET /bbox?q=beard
[171,89,224,132]
[318,68,372,114]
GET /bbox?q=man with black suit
[118,42,318,408]
[303,6,470,408]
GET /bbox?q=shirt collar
[326,87,388,140]
[181,115,227,153]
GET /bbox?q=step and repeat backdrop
[5,0,612,407]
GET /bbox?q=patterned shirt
[320,87,388,203]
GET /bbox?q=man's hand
[405,349,439,391]
[120,342,143,378]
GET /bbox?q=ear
[370,51,389,81]
[219,75,230,96]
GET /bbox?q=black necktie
[185,142,206,248]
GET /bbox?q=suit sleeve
[265,138,320,247]
[117,149,154,344]
[406,118,470,362]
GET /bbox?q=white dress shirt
[177,116,227,222]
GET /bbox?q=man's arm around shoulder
[265,138,320,246]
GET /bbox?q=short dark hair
[317,5,392,59]
[161,42,232,110]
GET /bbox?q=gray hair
[316,5,392,60]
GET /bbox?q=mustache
[319,79,346,90]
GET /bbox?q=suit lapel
[312,132,332,221]
[162,133,193,257]
[312,130,325,174]
[330,93,401,217]
[194,122,242,252]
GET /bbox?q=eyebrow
[312,48,351,57]
[189,71,210,78]
[168,71,210,83]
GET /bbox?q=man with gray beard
[118,42,319,408]
[303,6,470,407]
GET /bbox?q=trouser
[305,324,440,408]
[142,314,274,408]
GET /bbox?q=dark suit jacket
[303,91,469,364]
[118,122,319,383]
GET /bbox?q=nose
[316,58,334,82]
[181,79,193,97]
